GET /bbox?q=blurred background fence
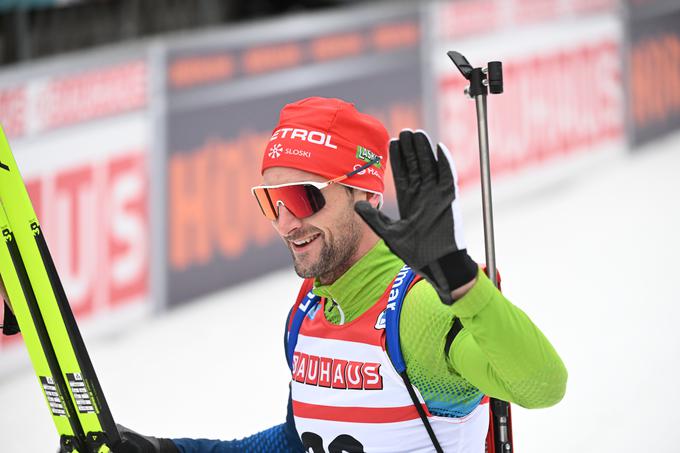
[1,0,679,375]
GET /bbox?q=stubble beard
[291,213,362,284]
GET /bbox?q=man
[115,97,567,452]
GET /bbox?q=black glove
[57,425,178,452]
[57,425,179,453]
[113,425,179,453]
[355,129,478,304]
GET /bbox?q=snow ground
[1,132,679,452]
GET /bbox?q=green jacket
[312,240,567,412]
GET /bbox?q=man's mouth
[289,233,321,252]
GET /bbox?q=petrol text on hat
[270,127,338,149]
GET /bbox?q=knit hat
[261,97,389,194]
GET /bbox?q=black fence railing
[0,0,365,66]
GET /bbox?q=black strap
[399,371,444,453]
[444,317,464,357]
[2,300,19,336]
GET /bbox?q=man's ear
[366,192,381,209]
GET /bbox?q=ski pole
[447,51,513,453]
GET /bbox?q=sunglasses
[252,157,380,220]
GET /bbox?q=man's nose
[274,204,302,236]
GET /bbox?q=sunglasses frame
[252,157,380,220]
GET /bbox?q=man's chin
[292,256,320,279]
[289,237,329,278]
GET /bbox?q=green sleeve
[400,269,567,409]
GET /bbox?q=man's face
[262,167,368,284]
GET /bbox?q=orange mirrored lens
[253,187,277,220]
[252,184,326,220]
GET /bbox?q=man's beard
[291,215,362,284]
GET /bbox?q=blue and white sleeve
[171,390,303,452]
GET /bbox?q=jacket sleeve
[451,269,568,407]
[172,388,303,452]
[402,268,567,409]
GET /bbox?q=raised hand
[355,130,477,304]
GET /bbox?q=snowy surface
[1,132,679,452]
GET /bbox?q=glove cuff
[438,249,478,296]
[420,250,478,305]
[159,438,181,453]
[437,249,478,291]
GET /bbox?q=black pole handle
[488,61,503,94]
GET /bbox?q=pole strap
[399,370,444,453]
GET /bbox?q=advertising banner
[164,3,423,306]
[625,0,680,147]
[434,0,616,41]
[0,51,151,369]
[430,0,622,189]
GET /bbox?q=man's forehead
[262,166,326,185]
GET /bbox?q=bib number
[301,431,365,453]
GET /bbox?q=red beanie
[261,97,389,194]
